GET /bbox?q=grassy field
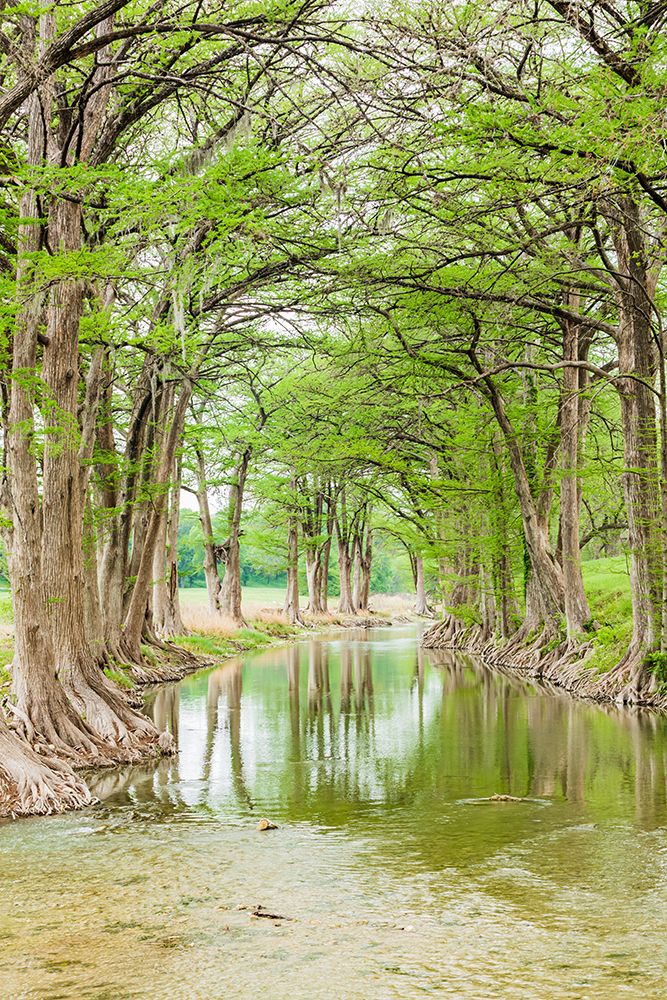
[179,585,295,611]
[581,556,634,673]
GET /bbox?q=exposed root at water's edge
[120,637,209,687]
[0,717,94,819]
[421,616,667,712]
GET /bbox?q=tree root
[128,654,202,687]
[420,615,651,707]
[11,687,111,767]
[113,629,202,686]
[0,717,93,818]
[595,644,654,705]
[61,668,174,761]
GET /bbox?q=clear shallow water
[3,627,667,999]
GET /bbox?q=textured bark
[0,717,92,818]
[352,542,362,611]
[151,501,171,634]
[335,489,356,615]
[195,446,223,615]
[284,504,303,625]
[83,500,106,662]
[152,454,186,639]
[319,529,332,613]
[305,552,323,614]
[560,311,592,638]
[220,450,249,626]
[414,556,430,616]
[603,196,662,691]
[301,483,332,614]
[121,382,191,662]
[477,360,565,631]
[6,97,104,764]
[96,360,159,653]
[489,436,520,637]
[165,460,187,635]
[479,565,497,640]
[337,547,355,614]
[353,521,373,612]
[38,198,166,756]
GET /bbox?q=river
[2,626,667,998]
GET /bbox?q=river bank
[421,616,667,712]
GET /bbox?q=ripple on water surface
[3,628,667,998]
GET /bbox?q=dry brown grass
[181,593,418,637]
[180,609,241,638]
[366,593,416,616]
[252,609,290,626]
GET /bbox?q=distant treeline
[177,509,410,594]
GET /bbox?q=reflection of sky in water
[3,627,667,999]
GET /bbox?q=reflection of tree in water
[149,683,181,744]
[432,652,667,822]
[92,684,185,810]
[287,644,301,760]
[353,637,374,716]
[629,710,667,828]
[89,758,183,812]
[340,646,353,714]
[115,635,667,855]
[217,658,253,810]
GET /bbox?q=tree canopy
[2,0,667,815]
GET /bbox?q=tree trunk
[151,501,170,635]
[83,499,106,662]
[284,510,303,625]
[337,546,355,614]
[560,312,592,638]
[479,564,496,640]
[415,556,429,616]
[165,459,187,635]
[195,446,223,615]
[319,492,334,613]
[220,450,249,626]
[151,454,187,638]
[603,196,662,692]
[305,550,324,613]
[359,527,373,612]
[352,539,362,610]
[121,382,192,662]
[477,359,565,633]
[39,197,165,755]
[489,436,520,637]
[335,490,356,615]
[7,158,105,764]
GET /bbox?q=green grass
[582,556,633,674]
[0,588,13,625]
[178,586,307,609]
[104,665,135,691]
[176,619,298,660]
